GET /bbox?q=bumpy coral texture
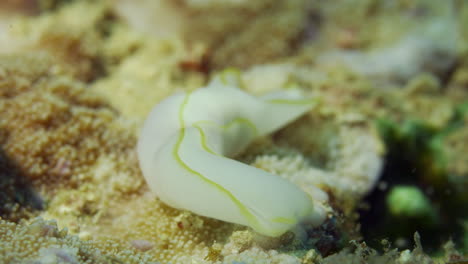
[0,54,239,263]
[0,217,151,263]
[0,55,136,188]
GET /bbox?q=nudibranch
[137,73,323,237]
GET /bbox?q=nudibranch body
[138,75,324,237]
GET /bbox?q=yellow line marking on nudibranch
[192,124,220,156]
[223,117,258,136]
[173,93,266,233]
[192,117,259,156]
[271,217,296,224]
[194,117,259,137]
[219,68,243,86]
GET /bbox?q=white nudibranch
[137,74,324,237]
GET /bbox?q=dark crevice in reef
[0,131,45,221]
[358,119,467,254]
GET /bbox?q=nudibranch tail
[137,75,323,237]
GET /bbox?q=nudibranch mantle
[137,75,323,237]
